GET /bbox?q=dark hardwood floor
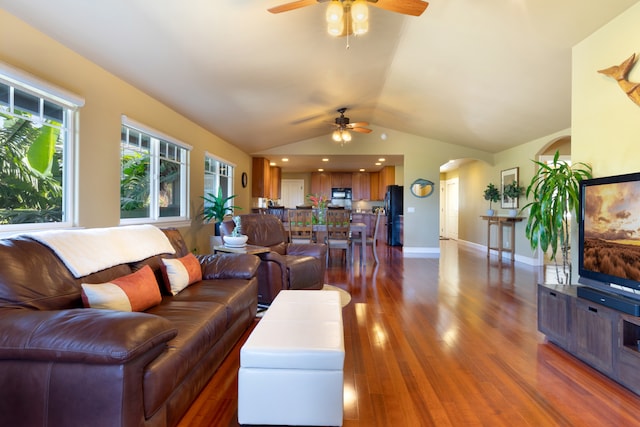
[178,241,640,426]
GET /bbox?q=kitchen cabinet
[369,172,381,200]
[352,172,370,201]
[311,172,331,197]
[270,166,281,200]
[331,172,352,188]
[252,157,271,198]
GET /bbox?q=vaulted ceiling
[1,0,637,171]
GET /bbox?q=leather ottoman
[238,290,344,426]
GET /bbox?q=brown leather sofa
[0,227,260,427]
[220,213,327,305]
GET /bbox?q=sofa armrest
[198,253,260,280]
[286,242,327,259]
[0,309,177,364]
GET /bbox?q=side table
[213,244,270,255]
[480,216,524,264]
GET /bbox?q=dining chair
[351,210,381,264]
[288,209,314,244]
[325,209,351,266]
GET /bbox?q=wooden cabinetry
[331,172,352,188]
[537,283,640,392]
[270,166,281,200]
[252,158,281,199]
[369,173,381,200]
[574,298,616,375]
[310,172,331,197]
[368,166,395,200]
[252,157,271,198]
[352,172,370,201]
[538,285,572,349]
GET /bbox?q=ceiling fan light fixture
[341,130,352,142]
[326,1,343,23]
[352,20,368,35]
[351,1,368,23]
[332,129,343,142]
[326,1,345,36]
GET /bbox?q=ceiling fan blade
[347,122,369,128]
[369,0,429,16]
[352,127,372,134]
[268,0,324,14]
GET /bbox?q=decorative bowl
[223,234,248,247]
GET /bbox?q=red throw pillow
[81,265,162,311]
[161,253,203,295]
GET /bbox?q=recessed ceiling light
[375,162,382,166]
[282,158,289,162]
[359,168,365,172]
[270,162,276,166]
[318,168,324,172]
[378,158,386,162]
[322,158,329,162]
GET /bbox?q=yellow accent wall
[0,10,253,253]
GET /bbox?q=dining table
[283,221,368,266]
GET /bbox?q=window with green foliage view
[0,80,73,228]
[120,121,190,223]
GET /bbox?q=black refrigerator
[385,185,403,246]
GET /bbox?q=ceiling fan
[268,0,429,36]
[331,107,371,144]
[268,0,429,17]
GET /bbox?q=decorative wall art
[410,178,434,198]
[501,167,519,209]
[598,53,640,107]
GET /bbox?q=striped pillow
[161,253,203,295]
[81,265,161,311]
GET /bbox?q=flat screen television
[578,171,640,301]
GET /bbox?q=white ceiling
[1,0,637,172]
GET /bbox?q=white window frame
[0,61,83,236]
[120,115,191,228]
[204,152,236,221]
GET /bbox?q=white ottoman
[238,290,344,426]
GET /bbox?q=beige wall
[0,10,253,253]
[573,2,640,175]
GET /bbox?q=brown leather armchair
[220,213,327,305]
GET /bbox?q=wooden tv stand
[538,283,640,395]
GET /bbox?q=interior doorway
[441,177,459,240]
[281,179,305,208]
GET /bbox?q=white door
[281,179,305,208]
[445,178,459,240]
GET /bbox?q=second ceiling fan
[331,107,371,144]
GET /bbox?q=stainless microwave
[331,188,352,200]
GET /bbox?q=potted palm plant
[201,187,240,236]
[521,151,592,284]
[483,183,500,216]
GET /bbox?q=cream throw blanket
[25,225,176,278]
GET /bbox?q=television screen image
[579,172,640,297]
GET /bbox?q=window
[204,153,235,217]
[120,117,191,224]
[0,64,83,233]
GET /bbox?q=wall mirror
[410,178,434,198]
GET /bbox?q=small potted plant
[201,187,240,236]
[222,215,248,247]
[483,183,500,216]
[503,180,524,217]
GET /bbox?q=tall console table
[480,216,524,263]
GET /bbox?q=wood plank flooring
[178,241,640,426]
